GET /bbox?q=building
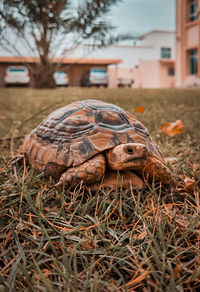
[130,59,175,88]
[0,56,121,87]
[74,30,175,88]
[0,30,175,88]
[176,0,200,87]
[131,31,175,88]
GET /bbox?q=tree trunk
[32,63,56,88]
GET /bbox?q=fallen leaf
[178,174,196,194]
[161,120,184,137]
[0,116,6,120]
[135,106,145,113]
[133,230,147,240]
[81,239,95,250]
[137,230,147,240]
[184,176,196,193]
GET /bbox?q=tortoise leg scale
[144,158,176,187]
[55,154,106,189]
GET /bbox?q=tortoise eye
[126,147,134,154]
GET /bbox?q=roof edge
[139,30,175,40]
[0,56,122,65]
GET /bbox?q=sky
[107,0,175,34]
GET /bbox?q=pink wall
[108,60,175,88]
[137,60,160,88]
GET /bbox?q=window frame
[160,47,171,59]
[188,48,198,75]
[168,67,175,76]
[187,0,198,22]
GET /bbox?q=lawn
[0,87,200,291]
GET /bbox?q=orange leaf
[81,239,95,250]
[0,116,6,120]
[184,176,196,193]
[161,120,184,137]
[137,230,147,240]
[135,106,145,113]
[178,174,196,194]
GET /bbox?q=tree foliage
[0,0,126,87]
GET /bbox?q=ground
[0,87,199,291]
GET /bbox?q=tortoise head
[106,143,148,171]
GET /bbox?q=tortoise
[23,99,176,189]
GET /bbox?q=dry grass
[0,87,200,291]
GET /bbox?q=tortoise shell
[23,99,163,176]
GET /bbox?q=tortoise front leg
[55,154,106,189]
[143,158,176,187]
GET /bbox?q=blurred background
[0,0,199,89]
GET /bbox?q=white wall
[80,45,155,68]
[70,30,176,88]
[69,30,175,70]
[139,31,176,60]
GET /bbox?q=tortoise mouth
[125,154,148,163]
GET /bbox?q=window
[188,48,198,75]
[161,48,171,59]
[188,0,198,22]
[91,68,107,73]
[8,68,27,72]
[168,68,174,76]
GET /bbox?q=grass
[0,87,200,291]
